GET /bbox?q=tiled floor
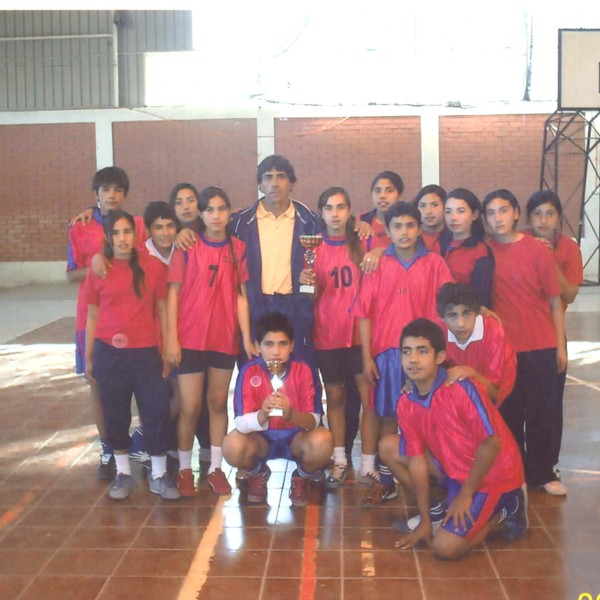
[0,284,599,600]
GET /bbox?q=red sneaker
[290,470,310,508]
[247,465,271,503]
[177,468,196,498]
[207,468,232,496]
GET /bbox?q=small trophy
[266,360,284,417]
[299,234,323,294]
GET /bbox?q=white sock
[114,454,131,476]
[360,454,376,476]
[178,449,193,471]
[151,455,167,480]
[209,446,223,474]
[333,447,347,466]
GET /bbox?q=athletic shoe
[392,502,445,533]
[310,469,326,483]
[542,480,567,496]
[96,453,116,480]
[207,468,232,496]
[499,485,529,540]
[325,463,349,489]
[247,465,271,503]
[235,469,249,485]
[290,470,310,508]
[357,471,380,487]
[109,472,133,500]
[148,472,181,500]
[177,468,196,498]
[361,481,398,508]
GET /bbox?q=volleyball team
[67,154,582,559]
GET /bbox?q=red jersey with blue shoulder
[444,315,516,407]
[353,244,454,357]
[68,209,146,331]
[168,234,248,355]
[233,357,323,430]
[82,251,166,348]
[398,367,524,494]
[489,235,560,352]
[312,234,368,350]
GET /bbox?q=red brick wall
[112,119,258,215]
[0,123,96,262]
[275,117,422,215]
[439,114,549,213]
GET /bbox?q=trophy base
[269,408,284,417]
[299,284,315,294]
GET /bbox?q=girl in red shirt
[300,187,374,488]
[166,187,254,498]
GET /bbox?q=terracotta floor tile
[314,578,342,600]
[41,548,123,576]
[485,525,556,550]
[417,549,496,578]
[133,526,206,550]
[197,576,263,600]
[19,506,90,527]
[271,525,341,550]
[343,577,423,599]
[0,575,30,600]
[343,526,404,550]
[145,505,213,528]
[64,526,141,549]
[0,525,75,549]
[343,549,419,578]
[423,578,505,600]
[207,548,268,577]
[217,525,273,550]
[115,548,196,577]
[79,505,152,528]
[18,576,106,600]
[490,548,572,578]
[97,576,185,600]
[0,548,50,575]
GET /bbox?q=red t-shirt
[353,246,454,357]
[233,358,322,430]
[444,315,516,407]
[168,234,248,355]
[489,235,560,352]
[82,252,166,348]
[312,235,363,350]
[398,368,524,494]
[67,210,146,331]
[420,230,442,254]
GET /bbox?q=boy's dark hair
[143,201,179,231]
[169,182,200,208]
[414,184,446,204]
[400,318,446,354]
[92,167,129,195]
[257,155,297,184]
[384,200,422,228]
[436,282,481,318]
[255,311,294,344]
[370,170,404,196]
[526,190,563,218]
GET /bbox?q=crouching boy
[222,312,333,507]
[382,318,527,560]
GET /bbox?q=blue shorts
[260,428,302,461]
[373,348,406,417]
[441,477,523,540]
[75,330,86,375]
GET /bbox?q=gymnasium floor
[0,283,599,600]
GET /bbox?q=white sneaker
[542,480,567,496]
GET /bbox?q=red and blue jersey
[353,244,454,357]
[444,238,494,308]
[398,367,524,494]
[444,315,516,407]
[82,251,166,349]
[358,209,390,249]
[168,234,248,355]
[312,234,365,350]
[233,357,323,430]
[68,209,146,331]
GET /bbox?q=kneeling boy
[384,318,526,560]
[222,312,333,508]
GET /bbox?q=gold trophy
[299,234,324,294]
[266,360,284,417]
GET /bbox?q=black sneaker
[499,486,529,541]
[96,453,116,480]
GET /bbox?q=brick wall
[112,119,258,215]
[275,116,422,215]
[0,123,96,262]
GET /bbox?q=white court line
[566,374,600,393]
[176,495,227,600]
